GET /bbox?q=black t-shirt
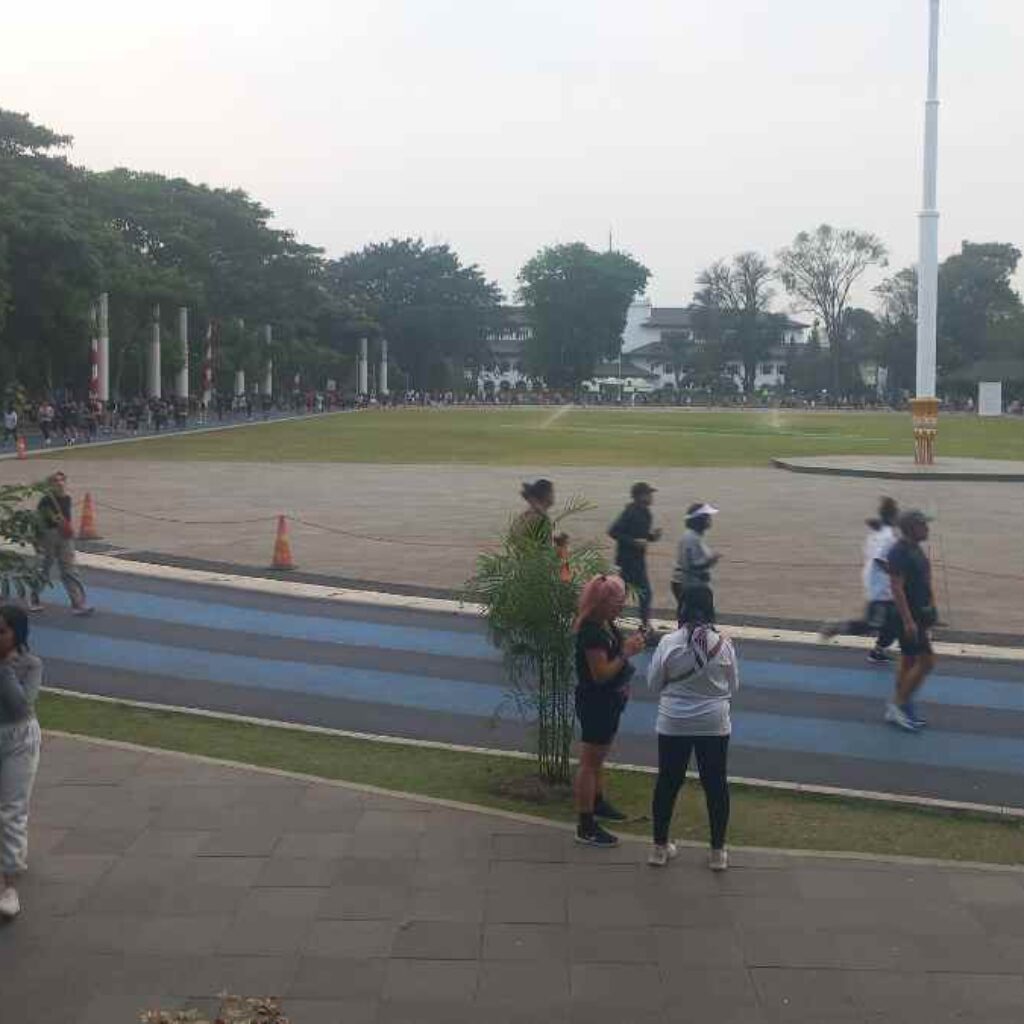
[608,502,652,572]
[887,539,932,616]
[575,619,622,692]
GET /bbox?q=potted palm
[467,497,607,785]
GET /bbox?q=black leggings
[652,734,730,848]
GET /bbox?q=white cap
[686,503,719,520]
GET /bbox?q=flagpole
[911,0,941,464]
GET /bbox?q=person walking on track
[0,605,44,920]
[608,482,662,640]
[28,472,94,616]
[647,585,738,871]
[821,496,902,664]
[572,574,644,848]
[885,509,939,732]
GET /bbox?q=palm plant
[0,482,47,600]
[467,497,607,784]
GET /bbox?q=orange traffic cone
[271,515,295,570]
[78,492,101,540]
[16,436,27,460]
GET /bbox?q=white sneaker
[27,603,44,613]
[709,848,729,872]
[884,703,919,733]
[647,842,679,867]
[71,606,95,617]
[0,887,21,919]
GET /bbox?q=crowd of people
[517,477,941,870]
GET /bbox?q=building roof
[642,307,694,329]
[628,340,671,359]
[593,360,658,379]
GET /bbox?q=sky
[4,0,1023,310]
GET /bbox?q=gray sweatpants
[36,529,86,608]
[0,719,41,877]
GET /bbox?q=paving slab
[2,733,1023,1024]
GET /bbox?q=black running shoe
[594,797,627,822]
[575,825,620,847]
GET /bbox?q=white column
[176,306,189,399]
[379,337,389,396]
[916,0,940,399]
[234,369,246,396]
[358,337,368,394]
[149,304,162,398]
[98,292,110,402]
[263,324,273,396]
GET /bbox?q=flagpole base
[910,397,939,465]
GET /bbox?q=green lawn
[55,407,1024,467]
[41,693,1024,865]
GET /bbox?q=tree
[874,268,918,395]
[777,225,888,394]
[467,500,607,784]
[937,241,1023,371]
[692,252,781,393]
[328,239,502,391]
[517,243,650,388]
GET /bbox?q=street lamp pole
[912,0,941,463]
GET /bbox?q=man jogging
[821,496,901,663]
[885,509,938,732]
[608,482,661,638]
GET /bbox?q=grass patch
[53,408,1024,467]
[39,692,1024,866]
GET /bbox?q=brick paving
[3,734,1023,1023]
[1,458,1021,636]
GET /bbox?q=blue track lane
[31,571,1024,806]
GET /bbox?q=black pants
[652,734,730,848]
[841,600,899,648]
[622,566,652,627]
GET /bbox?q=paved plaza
[1,458,1021,636]
[4,734,1024,1023]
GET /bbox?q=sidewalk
[4,735,1023,1023]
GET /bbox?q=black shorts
[898,619,933,657]
[575,687,627,746]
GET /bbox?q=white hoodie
[647,624,739,736]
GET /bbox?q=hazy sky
[5,1,1023,309]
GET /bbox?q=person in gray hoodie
[0,605,44,919]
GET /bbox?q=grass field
[56,407,1024,467]
[41,693,1024,864]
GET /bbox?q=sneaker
[905,702,927,728]
[884,703,920,733]
[0,887,20,919]
[648,842,679,867]
[594,797,627,822]
[819,621,841,639]
[709,848,729,872]
[71,606,95,617]
[575,825,620,848]
[867,648,893,664]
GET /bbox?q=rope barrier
[86,498,1024,580]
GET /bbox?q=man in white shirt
[821,497,900,663]
[2,408,17,448]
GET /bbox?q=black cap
[898,509,933,532]
[631,482,656,499]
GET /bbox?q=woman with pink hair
[572,574,644,847]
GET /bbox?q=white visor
[689,504,719,517]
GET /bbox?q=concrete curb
[44,724,1024,874]
[76,550,1024,663]
[44,687,1024,823]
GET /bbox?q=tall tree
[777,225,888,394]
[937,241,1023,370]
[874,268,918,395]
[517,243,649,388]
[328,238,502,391]
[692,252,781,393]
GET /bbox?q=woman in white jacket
[647,585,738,870]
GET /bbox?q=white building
[475,300,811,395]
